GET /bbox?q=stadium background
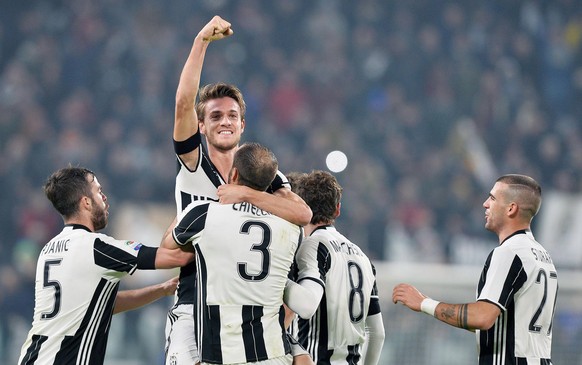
[1,0,581,363]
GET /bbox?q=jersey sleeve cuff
[136,246,157,270]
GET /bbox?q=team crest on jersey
[125,240,143,251]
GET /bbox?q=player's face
[200,97,245,152]
[89,177,109,231]
[483,182,507,234]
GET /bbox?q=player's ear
[228,167,239,184]
[240,117,245,133]
[334,202,341,219]
[507,201,519,218]
[80,196,92,211]
[199,120,206,135]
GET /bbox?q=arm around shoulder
[155,245,194,269]
[218,185,312,226]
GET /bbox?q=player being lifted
[162,16,313,365]
[164,142,314,365]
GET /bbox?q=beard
[91,199,108,231]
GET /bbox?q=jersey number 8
[347,261,364,323]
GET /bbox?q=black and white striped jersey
[18,224,158,365]
[173,200,302,364]
[174,145,223,217]
[294,225,381,365]
[174,146,222,306]
[476,229,557,365]
[173,144,291,306]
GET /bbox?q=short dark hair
[286,171,308,194]
[496,174,542,219]
[295,170,342,225]
[233,143,278,192]
[44,166,95,218]
[196,82,246,121]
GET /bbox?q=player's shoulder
[92,231,136,247]
[306,225,334,243]
[496,230,538,254]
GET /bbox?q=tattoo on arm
[440,305,456,322]
[439,304,470,330]
[458,304,469,330]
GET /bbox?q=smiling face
[199,97,245,152]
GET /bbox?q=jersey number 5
[42,259,63,319]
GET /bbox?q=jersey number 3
[238,221,271,281]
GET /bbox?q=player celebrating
[285,170,385,365]
[163,16,312,365]
[165,142,309,365]
[18,166,193,365]
[393,174,557,364]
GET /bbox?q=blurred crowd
[1,0,581,363]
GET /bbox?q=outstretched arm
[392,283,501,331]
[174,16,233,169]
[114,276,179,314]
[217,185,312,226]
[154,246,194,269]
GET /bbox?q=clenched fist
[199,15,233,42]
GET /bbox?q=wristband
[420,298,440,317]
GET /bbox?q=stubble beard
[91,201,108,231]
[212,139,240,152]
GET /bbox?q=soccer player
[165,142,306,365]
[163,16,312,365]
[285,170,385,365]
[393,174,557,365]
[18,166,194,365]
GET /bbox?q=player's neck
[304,223,325,236]
[64,216,95,232]
[208,145,238,181]
[497,223,531,244]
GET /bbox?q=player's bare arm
[217,184,312,226]
[114,276,179,314]
[433,301,500,330]
[154,246,195,269]
[392,283,501,331]
[174,16,233,169]
[160,216,178,249]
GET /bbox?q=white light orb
[326,150,348,173]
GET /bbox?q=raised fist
[200,15,233,42]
